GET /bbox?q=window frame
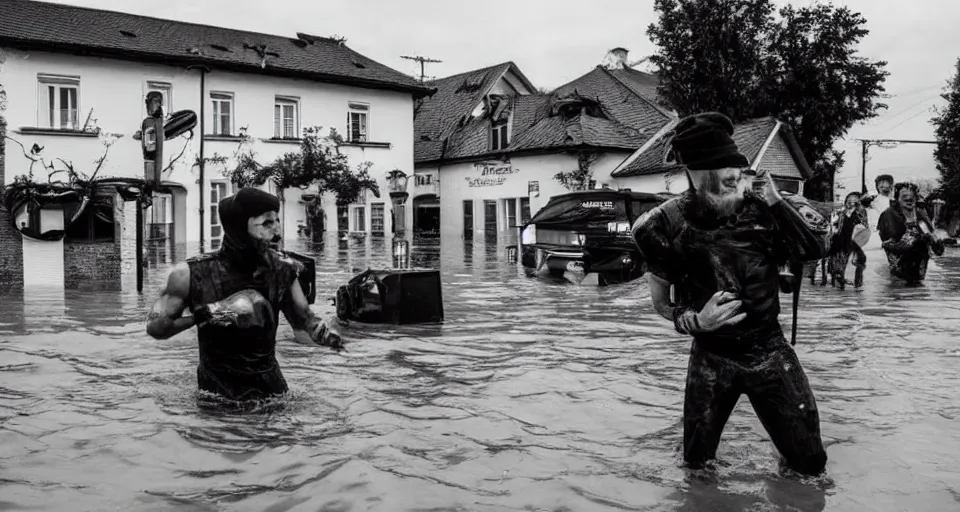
[274,96,300,139]
[350,204,367,233]
[490,121,508,151]
[37,73,81,130]
[209,180,230,249]
[347,102,369,143]
[370,202,385,235]
[210,91,234,136]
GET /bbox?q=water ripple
[0,237,958,511]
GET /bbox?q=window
[463,200,474,239]
[774,178,801,195]
[37,74,80,130]
[210,181,229,249]
[146,81,172,116]
[274,96,299,139]
[491,121,508,151]
[65,196,115,242]
[414,174,433,186]
[505,198,517,228]
[347,102,369,142]
[371,203,385,234]
[483,200,497,232]
[210,92,234,136]
[520,197,531,224]
[351,206,366,232]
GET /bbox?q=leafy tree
[931,58,960,231]
[226,126,381,236]
[646,0,889,201]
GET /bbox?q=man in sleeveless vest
[631,112,828,476]
[146,187,342,402]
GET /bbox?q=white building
[0,0,431,290]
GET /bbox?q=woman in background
[878,182,944,283]
[826,192,870,289]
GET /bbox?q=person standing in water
[826,191,870,289]
[878,182,944,283]
[145,187,343,402]
[861,174,894,247]
[631,112,828,476]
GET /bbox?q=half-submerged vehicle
[519,188,672,286]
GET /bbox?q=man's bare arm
[282,282,342,348]
[145,263,196,340]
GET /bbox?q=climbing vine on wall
[554,151,600,191]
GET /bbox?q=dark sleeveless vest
[185,249,303,401]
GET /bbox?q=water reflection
[0,233,958,511]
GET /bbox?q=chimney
[601,47,629,69]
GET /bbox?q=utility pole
[856,138,938,195]
[401,54,442,83]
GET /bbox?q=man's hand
[193,289,272,329]
[696,291,747,332]
[754,169,783,206]
[283,281,346,351]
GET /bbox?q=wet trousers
[197,363,288,402]
[682,336,827,476]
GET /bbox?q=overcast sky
[46,0,960,196]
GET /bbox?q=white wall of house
[1,47,416,251]
[431,151,627,238]
[611,171,689,195]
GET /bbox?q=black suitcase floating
[335,268,444,325]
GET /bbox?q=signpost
[137,91,164,292]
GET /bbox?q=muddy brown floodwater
[1,235,959,512]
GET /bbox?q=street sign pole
[137,91,165,292]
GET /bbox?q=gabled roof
[415,90,652,164]
[612,116,814,179]
[554,66,676,125]
[414,62,532,144]
[0,0,432,95]
[415,63,675,164]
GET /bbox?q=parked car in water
[519,188,673,286]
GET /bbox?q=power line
[401,55,442,83]
[855,137,938,194]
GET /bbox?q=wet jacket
[633,191,825,351]
[878,206,944,281]
[185,249,304,401]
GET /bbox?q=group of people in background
[824,174,944,287]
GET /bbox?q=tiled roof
[415,64,669,164]
[553,67,673,131]
[0,0,431,95]
[414,62,515,143]
[416,92,650,163]
[606,68,672,112]
[613,117,782,177]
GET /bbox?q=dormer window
[491,120,508,151]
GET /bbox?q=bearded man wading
[632,113,828,476]
[145,187,342,402]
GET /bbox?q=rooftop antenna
[402,54,442,83]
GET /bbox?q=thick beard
[695,171,743,217]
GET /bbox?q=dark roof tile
[414,62,514,143]
[0,0,430,94]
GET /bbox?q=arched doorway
[413,194,440,237]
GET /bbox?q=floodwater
[1,234,959,512]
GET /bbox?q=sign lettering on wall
[466,160,519,187]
